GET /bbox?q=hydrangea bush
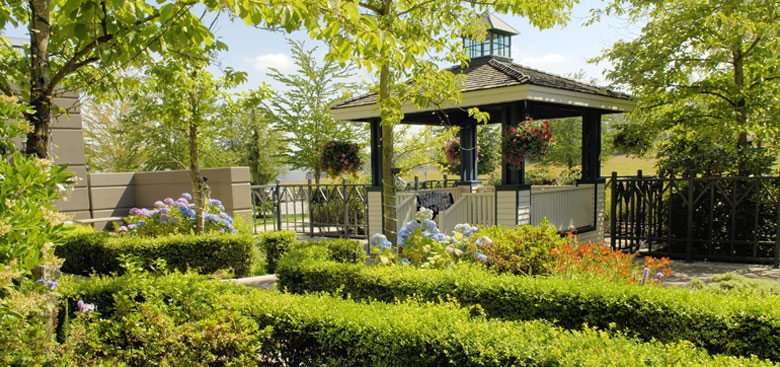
[120,193,237,237]
[370,208,486,268]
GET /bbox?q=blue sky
[4,0,642,92]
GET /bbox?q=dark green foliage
[57,272,267,366]
[258,230,365,273]
[256,231,297,273]
[62,272,773,367]
[277,260,780,361]
[475,221,567,275]
[55,232,252,277]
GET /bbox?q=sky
[3,0,643,92]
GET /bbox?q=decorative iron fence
[610,172,780,265]
[251,181,369,238]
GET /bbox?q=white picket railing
[531,185,594,231]
[395,195,417,233]
[438,192,496,233]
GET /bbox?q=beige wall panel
[65,165,89,188]
[51,110,82,129]
[89,186,135,210]
[230,183,252,212]
[54,187,90,212]
[89,172,136,187]
[50,129,86,165]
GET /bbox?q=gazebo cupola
[463,13,519,61]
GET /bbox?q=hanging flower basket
[319,141,362,177]
[442,139,481,174]
[503,119,553,170]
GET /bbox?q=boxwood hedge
[55,232,253,277]
[277,259,780,361]
[59,272,774,367]
[257,230,366,273]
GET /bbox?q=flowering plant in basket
[503,119,552,170]
[319,141,362,177]
[442,139,481,174]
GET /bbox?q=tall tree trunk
[733,45,749,175]
[314,168,321,185]
[27,0,52,158]
[378,63,396,244]
[188,90,205,234]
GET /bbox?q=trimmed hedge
[257,230,365,273]
[256,231,296,273]
[55,232,253,277]
[277,260,780,361]
[60,273,774,367]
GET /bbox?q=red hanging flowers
[502,119,553,170]
[319,141,362,177]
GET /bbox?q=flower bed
[59,272,773,367]
[276,259,780,361]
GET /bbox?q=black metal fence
[610,172,780,265]
[251,181,370,238]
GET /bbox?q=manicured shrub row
[56,232,253,277]
[60,273,773,367]
[257,230,365,273]
[277,260,780,361]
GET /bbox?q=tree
[0,0,229,158]
[225,106,284,185]
[264,40,365,184]
[594,0,780,175]
[274,0,575,241]
[82,97,148,172]
[542,115,618,169]
[122,57,263,233]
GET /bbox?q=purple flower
[128,224,136,230]
[219,212,228,219]
[475,253,487,263]
[180,193,192,201]
[641,267,650,285]
[169,217,179,223]
[137,220,145,227]
[129,208,141,215]
[177,198,188,204]
[656,272,664,280]
[77,300,96,313]
[154,201,164,207]
[118,226,128,233]
[37,279,59,290]
[163,198,174,205]
[158,207,170,214]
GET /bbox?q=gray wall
[50,93,92,221]
[88,167,252,230]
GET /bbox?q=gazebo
[331,14,635,242]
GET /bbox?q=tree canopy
[595,0,780,175]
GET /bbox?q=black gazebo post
[458,119,479,187]
[580,112,602,182]
[369,119,383,188]
[501,102,527,186]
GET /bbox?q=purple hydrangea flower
[154,201,164,207]
[180,193,192,201]
[127,224,136,230]
[163,198,174,205]
[36,279,59,290]
[475,253,487,263]
[118,226,128,233]
[177,198,188,204]
[129,208,141,215]
[77,300,96,313]
[137,220,145,227]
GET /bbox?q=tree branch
[0,76,13,96]
[742,35,763,58]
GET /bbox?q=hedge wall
[56,232,253,277]
[59,273,773,367]
[256,230,365,273]
[277,259,780,361]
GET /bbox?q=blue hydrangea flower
[137,220,145,227]
[475,253,487,263]
[180,193,192,201]
[431,233,448,243]
[37,279,59,290]
[421,219,438,234]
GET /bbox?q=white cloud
[244,53,294,72]
[519,53,567,67]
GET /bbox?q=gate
[609,172,780,265]
[251,180,369,238]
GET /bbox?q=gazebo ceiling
[331,57,635,124]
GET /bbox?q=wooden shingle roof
[332,57,629,110]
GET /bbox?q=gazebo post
[501,102,526,186]
[458,119,479,188]
[367,119,384,238]
[496,102,532,227]
[580,112,602,182]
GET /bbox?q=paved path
[233,261,780,290]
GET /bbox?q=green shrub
[296,238,366,264]
[57,272,266,366]
[258,230,365,273]
[277,259,780,361]
[61,272,773,367]
[256,230,296,273]
[691,272,780,296]
[55,232,252,277]
[474,220,569,275]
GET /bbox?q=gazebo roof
[482,13,520,35]
[331,57,634,123]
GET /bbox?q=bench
[416,192,454,220]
